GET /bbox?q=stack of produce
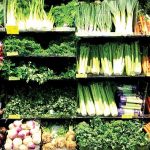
[51,0,77,27]
[42,125,76,150]
[76,0,139,34]
[134,14,150,34]
[6,0,54,31]
[0,127,7,149]
[4,85,77,118]
[5,120,41,150]
[142,47,150,76]
[4,36,76,57]
[116,85,143,117]
[0,60,75,84]
[75,117,150,150]
[77,42,141,76]
[78,82,118,117]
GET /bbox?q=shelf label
[8,114,21,119]
[6,25,19,34]
[122,114,133,119]
[8,76,20,81]
[76,74,87,78]
[6,51,19,56]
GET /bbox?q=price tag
[6,51,19,56]
[8,76,20,81]
[6,25,19,34]
[76,74,87,78]
[8,114,21,119]
[122,114,133,119]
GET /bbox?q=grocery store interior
[0,0,150,149]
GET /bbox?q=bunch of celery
[106,0,138,34]
[76,1,112,33]
[78,82,118,117]
[124,42,141,76]
[6,0,54,31]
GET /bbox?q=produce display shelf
[5,78,76,82]
[76,74,149,79]
[5,55,76,59]
[75,32,150,38]
[0,116,146,120]
[19,27,75,33]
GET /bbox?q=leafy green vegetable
[0,60,75,84]
[4,85,77,118]
[4,36,76,57]
[76,117,150,150]
[51,0,77,27]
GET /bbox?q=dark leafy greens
[51,0,77,27]
[4,36,76,57]
[4,85,77,118]
[0,60,75,84]
[76,117,150,150]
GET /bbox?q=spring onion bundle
[77,42,142,76]
[112,43,124,75]
[106,0,138,34]
[76,1,112,34]
[78,82,118,117]
[100,43,113,76]
[6,0,54,31]
[124,42,141,76]
[77,44,90,74]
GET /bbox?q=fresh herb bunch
[76,117,150,150]
[4,85,77,118]
[51,0,77,27]
[4,36,42,55]
[46,41,76,56]
[4,36,76,57]
[0,60,75,84]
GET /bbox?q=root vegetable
[6,138,13,144]
[23,136,32,145]
[13,138,22,146]
[26,121,35,129]
[42,133,52,144]
[19,144,28,150]
[28,142,35,149]
[14,120,22,127]
[66,140,76,150]
[18,130,26,139]
[4,143,12,150]
[8,129,18,140]
[21,124,27,130]
[32,136,41,144]
[55,137,66,148]
[9,123,15,130]
[15,126,22,132]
